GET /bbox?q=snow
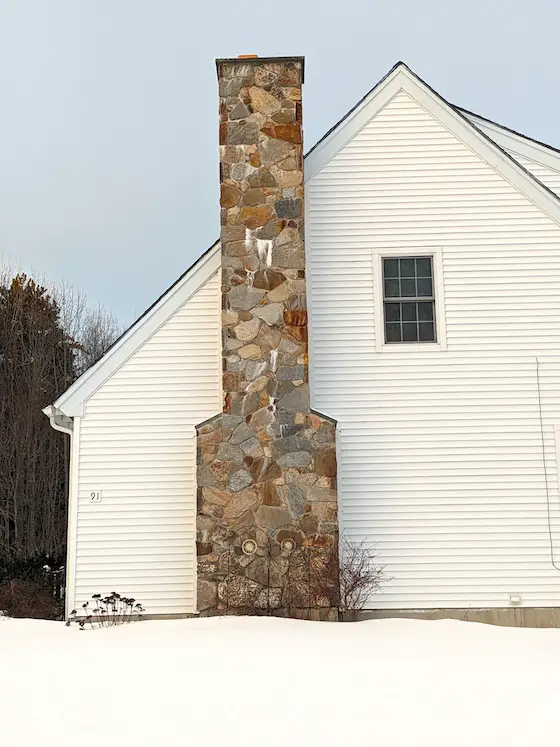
[2,615,560,746]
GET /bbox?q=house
[45,56,560,625]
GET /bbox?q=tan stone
[238,343,262,360]
[246,375,269,393]
[255,325,282,352]
[237,204,275,229]
[267,282,288,303]
[250,406,274,431]
[261,124,301,144]
[248,86,282,116]
[273,169,302,188]
[222,488,258,519]
[252,303,283,326]
[220,183,241,208]
[278,156,297,170]
[202,486,231,506]
[222,310,239,327]
[314,449,337,477]
[233,317,261,341]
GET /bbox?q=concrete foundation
[346,607,560,628]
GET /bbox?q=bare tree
[0,264,120,564]
[313,536,388,613]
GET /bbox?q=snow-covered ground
[2,615,560,746]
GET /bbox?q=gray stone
[219,77,243,97]
[229,422,254,445]
[233,317,261,341]
[218,575,261,607]
[197,579,218,611]
[272,243,305,270]
[222,414,243,430]
[216,442,244,464]
[252,303,283,326]
[270,435,302,458]
[275,198,303,219]
[230,101,250,120]
[277,384,310,412]
[308,486,337,503]
[253,506,291,532]
[250,406,275,431]
[276,365,304,381]
[258,137,294,166]
[286,484,307,519]
[240,436,264,458]
[198,465,217,487]
[231,163,253,181]
[277,451,312,468]
[227,121,259,145]
[222,488,258,519]
[227,469,253,493]
[245,359,269,381]
[228,284,266,311]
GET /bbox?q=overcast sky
[0,0,559,323]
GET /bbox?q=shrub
[0,579,63,619]
[67,592,144,629]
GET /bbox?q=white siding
[504,150,560,199]
[307,90,560,609]
[72,271,221,616]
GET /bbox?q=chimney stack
[196,56,338,616]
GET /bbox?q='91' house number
[89,491,102,503]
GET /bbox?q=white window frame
[372,247,447,353]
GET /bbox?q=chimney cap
[216,56,304,82]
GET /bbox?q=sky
[1,0,559,324]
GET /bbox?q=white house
[46,58,560,624]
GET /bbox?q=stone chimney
[196,56,338,617]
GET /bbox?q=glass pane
[418,302,433,321]
[385,322,401,343]
[416,258,432,277]
[384,279,400,298]
[402,323,418,342]
[383,258,399,278]
[419,322,435,342]
[417,277,433,297]
[401,302,417,322]
[385,302,401,322]
[400,258,416,278]
[400,278,416,297]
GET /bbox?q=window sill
[376,342,446,353]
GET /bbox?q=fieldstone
[273,169,302,188]
[270,435,303,458]
[231,163,253,181]
[228,284,265,311]
[300,512,319,534]
[253,220,284,240]
[247,170,277,188]
[222,310,239,327]
[278,384,310,412]
[209,459,232,483]
[230,422,254,445]
[230,101,250,120]
[216,442,244,464]
[250,457,282,483]
[261,124,302,143]
[253,506,291,532]
[313,426,336,446]
[219,575,261,607]
[233,317,261,341]
[241,391,260,418]
[275,198,303,219]
[222,488,258,520]
[238,343,262,360]
[278,156,297,170]
[202,486,231,505]
[278,336,303,356]
[285,484,307,519]
[267,282,288,303]
[272,244,305,270]
[246,375,269,393]
[240,436,264,458]
[313,448,337,477]
[223,372,243,391]
[227,121,259,145]
[227,469,253,493]
[259,481,282,506]
[255,325,282,352]
[250,406,274,431]
[198,465,218,487]
[197,579,218,611]
[272,108,296,124]
[276,365,304,381]
[219,77,243,97]
[258,137,294,166]
[307,486,337,503]
[252,269,285,290]
[252,303,283,326]
[245,359,269,380]
[220,183,241,208]
[277,451,312,468]
[254,67,277,87]
[242,188,266,206]
[237,205,275,229]
[248,86,282,116]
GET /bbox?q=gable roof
[49,61,560,418]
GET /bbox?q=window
[382,256,436,343]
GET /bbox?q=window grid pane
[382,256,436,344]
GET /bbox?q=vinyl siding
[72,271,221,616]
[307,90,560,609]
[504,150,560,199]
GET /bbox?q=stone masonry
[195,56,338,615]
